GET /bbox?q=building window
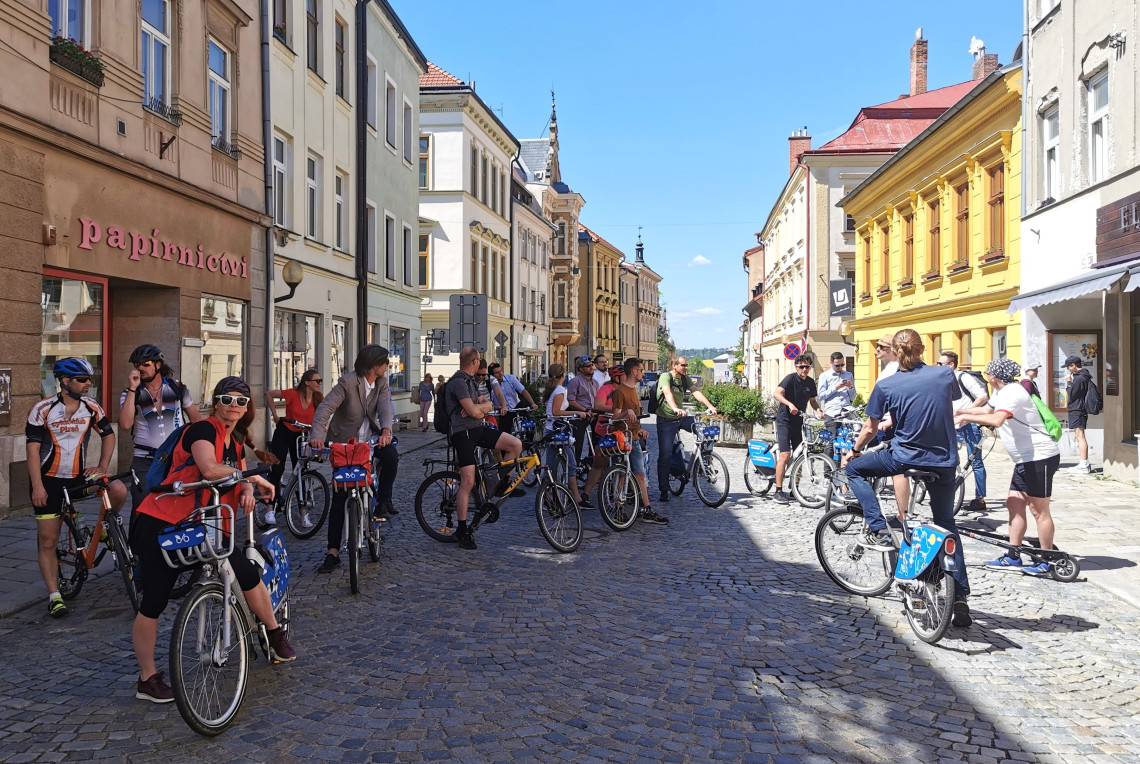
[1038,0,1059,19]
[388,327,407,391]
[331,318,348,380]
[521,286,528,316]
[384,78,397,148]
[402,100,413,163]
[202,297,245,403]
[40,273,106,407]
[927,199,940,273]
[554,281,567,318]
[1088,70,1109,184]
[418,234,429,287]
[334,18,346,98]
[384,214,395,280]
[844,214,856,232]
[470,240,478,291]
[305,0,318,73]
[49,0,87,44]
[490,168,498,214]
[860,233,871,296]
[481,156,488,204]
[305,155,320,238]
[540,294,546,323]
[207,40,231,144]
[1042,107,1059,200]
[272,0,288,41]
[365,56,377,127]
[482,245,490,298]
[500,253,506,300]
[878,223,890,288]
[365,202,376,273]
[334,172,346,250]
[272,310,316,391]
[403,225,413,287]
[491,251,498,299]
[954,184,969,264]
[988,164,1005,254]
[470,145,478,196]
[272,136,289,227]
[500,170,507,216]
[555,222,566,255]
[141,0,170,110]
[902,212,913,283]
[418,136,430,189]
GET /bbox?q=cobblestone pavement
[1,430,1139,763]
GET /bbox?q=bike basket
[158,505,235,569]
[804,421,827,445]
[697,425,720,442]
[597,432,632,457]
[329,440,371,470]
[332,464,373,491]
[517,417,536,431]
[549,430,572,445]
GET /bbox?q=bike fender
[256,529,291,611]
[894,524,949,580]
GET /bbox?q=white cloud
[693,307,722,315]
[688,255,712,267]
[714,327,726,333]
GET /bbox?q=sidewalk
[0,425,446,619]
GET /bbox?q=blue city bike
[665,415,730,508]
[328,437,396,595]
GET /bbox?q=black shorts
[1067,410,1088,430]
[34,475,89,520]
[449,426,504,468]
[775,417,803,454]
[1010,454,1060,499]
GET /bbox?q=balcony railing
[143,96,183,126]
[212,135,242,159]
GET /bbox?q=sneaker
[48,596,67,619]
[300,514,314,529]
[658,492,670,504]
[640,508,669,525]
[383,501,400,516]
[578,498,594,510]
[984,555,1023,572]
[263,510,277,524]
[860,528,894,551]
[456,529,477,550]
[952,600,973,628]
[1068,461,1091,474]
[965,498,987,513]
[316,553,341,573]
[1022,561,1051,577]
[136,671,175,703]
[773,489,792,504]
[267,627,296,662]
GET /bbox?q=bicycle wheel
[252,499,273,531]
[55,514,87,601]
[951,474,966,517]
[414,470,461,542]
[534,482,582,553]
[814,506,893,596]
[692,451,730,508]
[667,467,686,497]
[107,517,140,612]
[284,471,331,539]
[597,463,639,531]
[790,453,834,509]
[521,457,539,488]
[347,496,361,594]
[551,448,571,487]
[904,569,955,644]
[170,582,250,736]
[743,464,774,497]
[367,496,381,563]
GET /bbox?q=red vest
[138,418,244,526]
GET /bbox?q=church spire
[636,228,645,264]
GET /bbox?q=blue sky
[390,0,1023,348]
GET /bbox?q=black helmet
[129,344,164,364]
[52,357,94,379]
[212,376,251,398]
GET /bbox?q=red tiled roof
[578,223,625,256]
[420,62,464,87]
[809,80,981,154]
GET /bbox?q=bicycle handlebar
[285,420,313,430]
[166,466,272,497]
[76,468,137,492]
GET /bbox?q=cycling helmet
[212,376,251,397]
[577,355,594,369]
[609,366,625,378]
[129,344,164,364]
[52,357,94,379]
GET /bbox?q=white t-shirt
[988,382,1060,464]
[545,384,568,433]
[951,369,988,412]
[878,361,899,382]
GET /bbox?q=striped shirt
[26,394,113,479]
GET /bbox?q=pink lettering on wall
[73,217,249,280]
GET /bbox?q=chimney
[969,37,1000,80]
[788,128,811,175]
[910,28,928,96]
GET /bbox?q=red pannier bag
[329,439,373,490]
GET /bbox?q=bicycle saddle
[902,468,939,483]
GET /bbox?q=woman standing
[543,364,587,505]
[416,373,434,431]
[264,369,323,524]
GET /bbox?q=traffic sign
[783,343,802,361]
[449,295,488,352]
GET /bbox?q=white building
[511,168,554,381]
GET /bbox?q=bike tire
[347,497,361,594]
[414,470,462,543]
[692,451,730,508]
[743,464,774,497]
[952,476,966,517]
[170,582,250,736]
[252,499,272,531]
[534,482,582,553]
[790,453,834,509]
[814,506,893,596]
[107,517,140,612]
[284,470,331,539]
[367,501,381,563]
[905,569,955,644]
[551,449,571,488]
[521,462,539,488]
[55,514,87,601]
[597,463,639,531]
[667,470,686,497]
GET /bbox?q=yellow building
[840,66,1023,391]
[574,224,623,362]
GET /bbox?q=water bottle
[74,513,92,548]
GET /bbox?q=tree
[731,338,745,384]
[657,327,675,369]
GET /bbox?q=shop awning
[1007,260,1137,313]
[1125,266,1140,293]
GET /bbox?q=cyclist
[655,356,718,505]
[118,344,201,545]
[27,358,128,618]
[475,359,507,416]
[817,351,856,455]
[445,348,524,550]
[542,363,589,508]
[872,333,910,511]
[130,376,294,703]
[579,364,627,507]
[771,355,820,504]
[612,358,661,523]
[264,368,323,525]
[309,345,400,573]
[592,354,610,388]
[939,350,989,513]
[845,329,972,627]
[566,356,599,465]
[488,362,536,436]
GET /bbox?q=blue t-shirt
[865,362,959,468]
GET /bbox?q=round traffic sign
[783,343,802,361]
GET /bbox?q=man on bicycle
[309,345,400,573]
[445,348,523,550]
[817,351,856,453]
[846,329,972,627]
[771,356,820,504]
[488,362,536,437]
[26,358,127,618]
[939,350,989,513]
[566,356,599,464]
[655,356,718,505]
[612,358,661,523]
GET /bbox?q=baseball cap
[1064,355,1083,367]
[577,355,594,368]
[1024,359,1041,370]
[878,333,896,347]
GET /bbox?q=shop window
[201,297,245,404]
[389,327,408,390]
[331,318,348,380]
[272,308,316,391]
[40,274,106,407]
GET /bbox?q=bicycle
[665,414,730,508]
[502,407,541,487]
[415,419,583,552]
[911,426,996,515]
[55,469,142,612]
[327,438,391,594]
[158,466,292,735]
[787,417,835,509]
[594,419,643,532]
[253,421,332,539]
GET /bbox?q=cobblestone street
[1,431,1139,763]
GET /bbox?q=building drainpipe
[803,166,811,366]
[260,0,276,444]
[1020,0,1029,221]
[354,0,370,351]
[509,153,521,372]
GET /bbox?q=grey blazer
[310,372,394,444]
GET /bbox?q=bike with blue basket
[665,413,730,508]
[158,466,292,735]
[327,436,394,594]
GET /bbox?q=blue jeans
[958,423,986,500]
[655,415,694,496]
[845,449,970,598]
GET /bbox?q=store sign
[76,218,249,278]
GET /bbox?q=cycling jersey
[120,379,193,456]
[26,394,113,479]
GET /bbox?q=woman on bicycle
[543,364,587,506]
[264,369,324,524]
[130,376,295,704]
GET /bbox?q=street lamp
[838,320,858,348]
[274,259,303,303]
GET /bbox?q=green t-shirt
[656,371,689,420]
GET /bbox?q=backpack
[433,372,464,435]
[1083,377,1103,415]
[1029,394,1063,441]
[956,369,990,401]
[144,420,225,493]
[647,376,661,415]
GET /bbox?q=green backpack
[1030,394,1062,441]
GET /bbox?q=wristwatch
[851,447,863,454]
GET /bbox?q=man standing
[442,348,523,550]
[817,351,856,443]
[488,362,536,436]
[1020,361,1042,398]
[1064,355,1092,474]
[771,356,821,504]
[566,356,599,463]
[655,356,718,504]
[938,351,989,513]
[592,354,610,388]
[309,345,400,573]
[611,358,665,524]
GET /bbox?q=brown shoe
[136,671,175,703]
[267,627,296,663]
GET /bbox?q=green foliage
[695,383,771,423]
[853,393,866,408]
[523,379,543,411]
[657,328,675,370]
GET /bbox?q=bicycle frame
[60,469,136,569]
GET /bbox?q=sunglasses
[134,361,155,369]
[215,394,250,406]
[796,366,811,370]
[832,362,845,367]
[876,345,890,351]
[69,376,91,383]
[309,378,323,383]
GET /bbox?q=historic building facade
[510,168,554,381]
[632,236,663,370]
[574,224,622,363]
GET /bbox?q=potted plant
[948,257,970,273]
[273,22,288,42]
[980,246,1004,264]
[49,37,104,87]
[693,383,770,445]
